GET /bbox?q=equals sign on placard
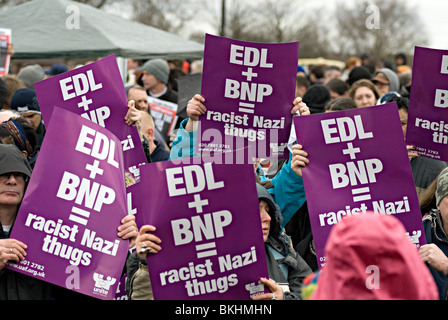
[238,102,255,114]
[196,242,217,259]
[69,206,90,225]
[352,187,371,202]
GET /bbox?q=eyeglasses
[0,172,29,183]
[372,80,390,87]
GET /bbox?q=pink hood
[312,213,438,300]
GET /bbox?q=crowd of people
[0,46,447,301]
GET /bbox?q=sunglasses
[0,172,29,183]
[372,80,390,87]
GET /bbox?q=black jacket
[423,210,448,300]
[0,225,52,300]
[148,88,178,104]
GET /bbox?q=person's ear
[148,127,155,139]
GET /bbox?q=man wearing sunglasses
[372,68,400,97]
[0,144,50,299]
[0,144,139,299]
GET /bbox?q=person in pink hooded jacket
[310,213,438,300]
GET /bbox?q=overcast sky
[107,0,448,50]
[304,0,448,50]
[413,0,448,49]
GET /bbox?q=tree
[0,0,112,8]
[201,0,258,41]
[333,0,428,59]
[72,0,108,8]
[131,0,195,34]
[201,0,330,58]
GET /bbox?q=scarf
[1,120,33,156]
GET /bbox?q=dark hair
[395,53,407,65]
[387,96,409,112]
[346,66,372,86]
[325,65,341,73]
[0,78,8,109]
[325,97,357,112]
[420,177,438,216]
[296,75,310,89]
[302,84,331,114]
[326,78,349,96]
[309,65,325,79]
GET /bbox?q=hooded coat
[375,68,400,93]
[311,213,438,300]
[126,183,313,300]
[0,144,52,300]
[256,183,312,300]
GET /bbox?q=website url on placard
[7,260,46,278]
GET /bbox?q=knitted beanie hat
[142,59,170,84]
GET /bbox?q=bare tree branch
[333,0,428,59]
[131,0,195,34]
[0,0,112,9]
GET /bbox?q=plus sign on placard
[78,95,93,111]
[85,160,104,179]
[242,67,258,81]
[342,142,361,160]
[188,194,209,214]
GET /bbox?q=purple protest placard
[406,46,448,161]
[294,103,425,269]
[126,179,145,229]
[7,107,129,300]
[137,155,269,300]
[198,34,299,159]
[34,54,147,181]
